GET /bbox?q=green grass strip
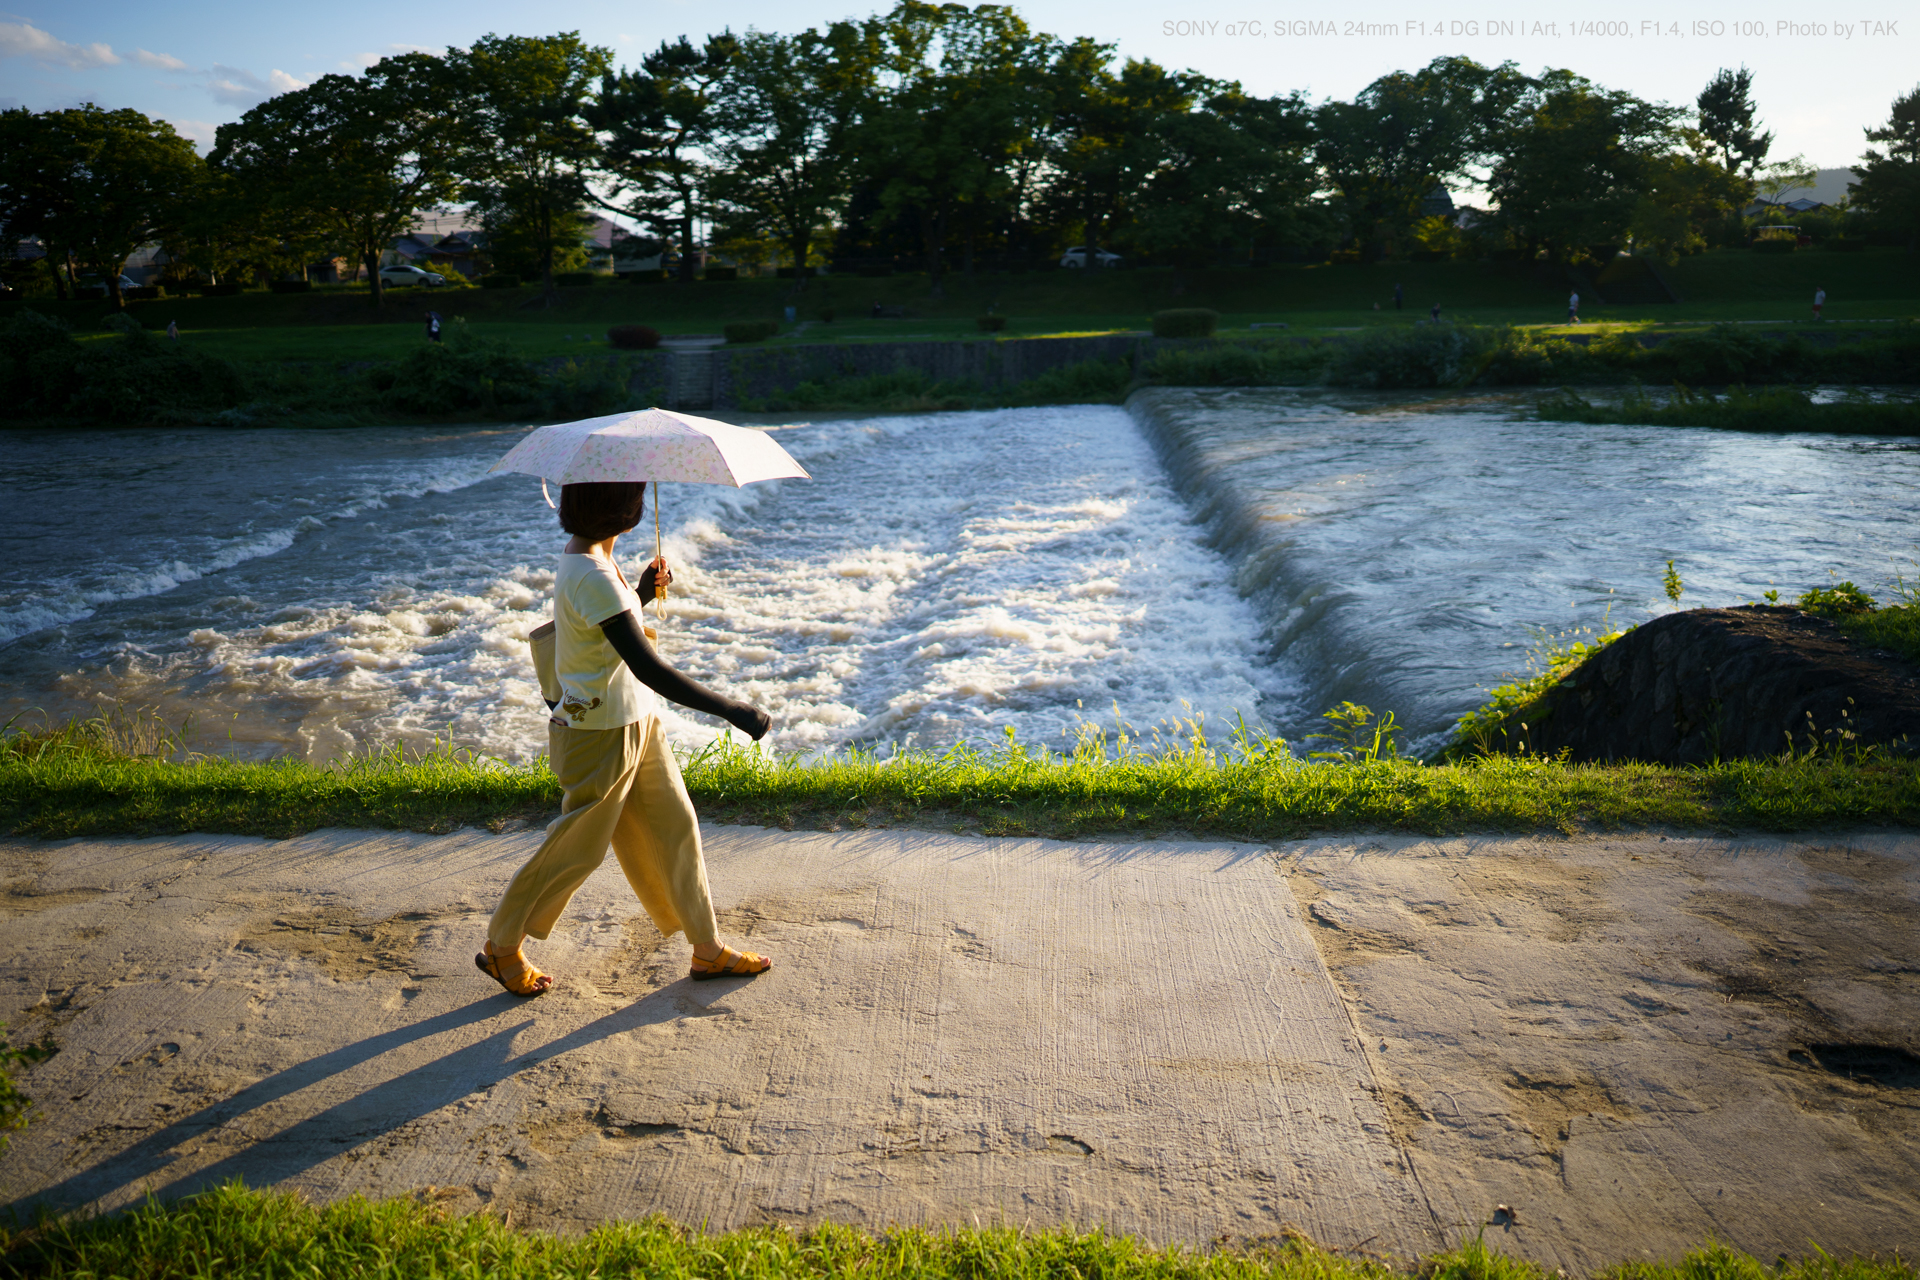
[2,1182,1912,1280]
[5,733,1918,841]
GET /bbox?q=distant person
[166,320,178,342]
[426,311,443,344]
[1813,287,1826,322]
[1430,302,1441,322]
[1393,282,1404,311]
[1568,291,1580,324]
[870,301,882,319]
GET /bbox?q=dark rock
[1497,607,1920,764]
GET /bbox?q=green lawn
[17,248,1916,367]
[5,1181,1910,1280]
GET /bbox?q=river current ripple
[1,392,1914,761]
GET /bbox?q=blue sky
[1,0,1910,175]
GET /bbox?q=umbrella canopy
[489,408,810,487]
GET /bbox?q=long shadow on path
[12,984,692,1216]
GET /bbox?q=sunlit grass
[1,1181,1912,1280]
[3,705,1916,843]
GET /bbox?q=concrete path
[0,827,1431,1253]
[1,826,1915,1269]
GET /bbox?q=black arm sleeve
[600,610,755,729]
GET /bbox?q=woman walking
[478,480,773,997]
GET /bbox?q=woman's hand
[636,556,673,602]
[728,702,772,741]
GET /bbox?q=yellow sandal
[475,943,553,997]
[690,945,772,981]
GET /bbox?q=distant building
[1419,186,1455,218]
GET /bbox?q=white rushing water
[0,408,1291,762]
[4,392,1917,763]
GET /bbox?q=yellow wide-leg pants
[488,715,718,950]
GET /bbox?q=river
[2,391,1915,761]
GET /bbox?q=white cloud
[342,43,433,70]
[168,117,219,148]
[0,20,118,68]
[133,48,193,72]
[206,63,308,108]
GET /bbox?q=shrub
[977,315,1007,332]
[125,285,165,300]
[817,308,836,323]
[622,269,666,283]
[1324,324,1490,388]
[1145,341,1326,386]
[607,324,662,350]
[269,280,312,294]
[1328,250,1363,265]
[196,282,242,296]
[775,267,816,278]
[554,272,596,288]
[375,335,543,415]
[1152,308,1219,338]
[857,265,894,277]
[1751,240,1795,254]
[0,311,246,422]
[1799,582,1877,617]
[1651,325,1800,384]
[1002,357,1134,405]
[724,320,779,344]
[1472,330,1592,385]
[480,274,520,289]
[704,267,739,282]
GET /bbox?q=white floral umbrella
[490,407,810,625]
[489,407,810,489]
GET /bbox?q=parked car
[76,273,140,295]
[379,264,445,287]
[1059,246,1122,268]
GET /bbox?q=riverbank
[8,307,1919,427]
[5,723,1918,841]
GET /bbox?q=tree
[591,34,736,284]
[162,165,283,287]
[1629,141,1748,261]
[706,25,871,279]
[212,53,470,308]
[857,1,1057,296]
[0,105,202,309]
[1487,73,1681,263]
[0,107,75,298]
[1127,88,1329,267]
[452,32,611,296]
[1849,85,1920,246]
[1315,57,1532,260]
[1695,66,1772,178]
[1041,46,1198,263]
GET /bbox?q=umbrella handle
[653,480,665,628]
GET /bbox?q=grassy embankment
[13,247,1918,362]
[5,1182,1911,1280]
[4,694,1916,843]
[4,249,1915,423]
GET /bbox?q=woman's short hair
[558,482,646,541]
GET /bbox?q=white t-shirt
[552,552,655,730]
